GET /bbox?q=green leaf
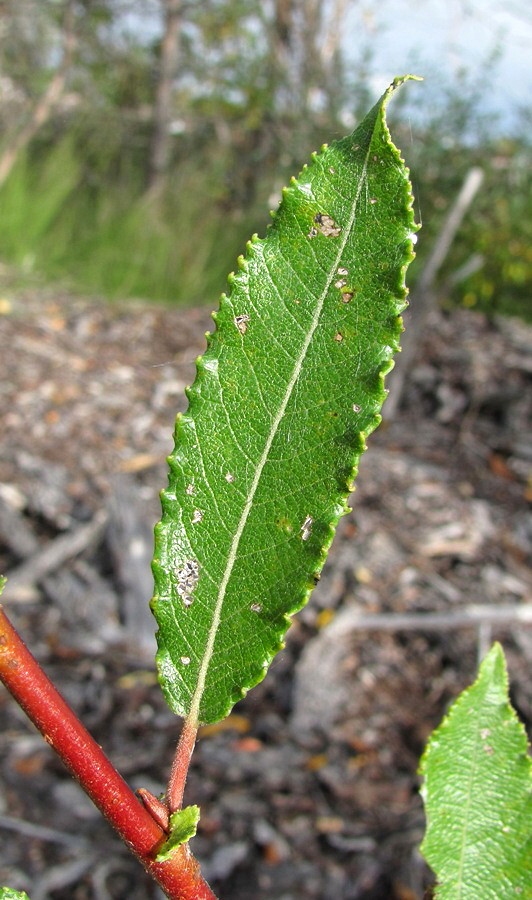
[0,889,31,900]
[155,805,201,862]
[151,75,419,726]
[420,643,532,899]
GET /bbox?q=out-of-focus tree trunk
[270,0,297,112]
[0,0,76,190]
[269,0,347,129]
[147,0,183,195]
[322,0,348,69]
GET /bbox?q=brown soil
[0,282,530,900]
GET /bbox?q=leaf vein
[185,138,373,728]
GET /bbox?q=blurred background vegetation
[0,0,530,320]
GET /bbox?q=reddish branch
[0,605,216,900]
[167,716,199,813]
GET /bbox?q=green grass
[0,133,267,306]
[1,126,531,319]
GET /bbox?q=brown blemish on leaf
[235,314,250,334]
[277,516,293,534]
[312,213,342,238]
[176,560,200,607]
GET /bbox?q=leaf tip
[391,73,424,90]
[478,640,508,687]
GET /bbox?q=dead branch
[3,509,108,602]
[325,602,532,638]
[385,167,485,420]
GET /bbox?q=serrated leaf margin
[420,642,532,899]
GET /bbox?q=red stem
[167,716,198,813]
[0,605,217,900]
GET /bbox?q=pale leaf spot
[337,266,348,276]
[185,484,195,496]
[180,656,191,665]
[341,292,354,303]
[225,472,235,483]
[301,515,313,541]
[334,332,343,342]
[203,357,219,373]
[192,509,203,524]
[298,182,315,200]
[250,603,262,613]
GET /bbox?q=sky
[343,0,532,133]
[125,0,532,135]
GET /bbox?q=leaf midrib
[455,703,483,899]
[186,133,375,729]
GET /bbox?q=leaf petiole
[167,716,199,813]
